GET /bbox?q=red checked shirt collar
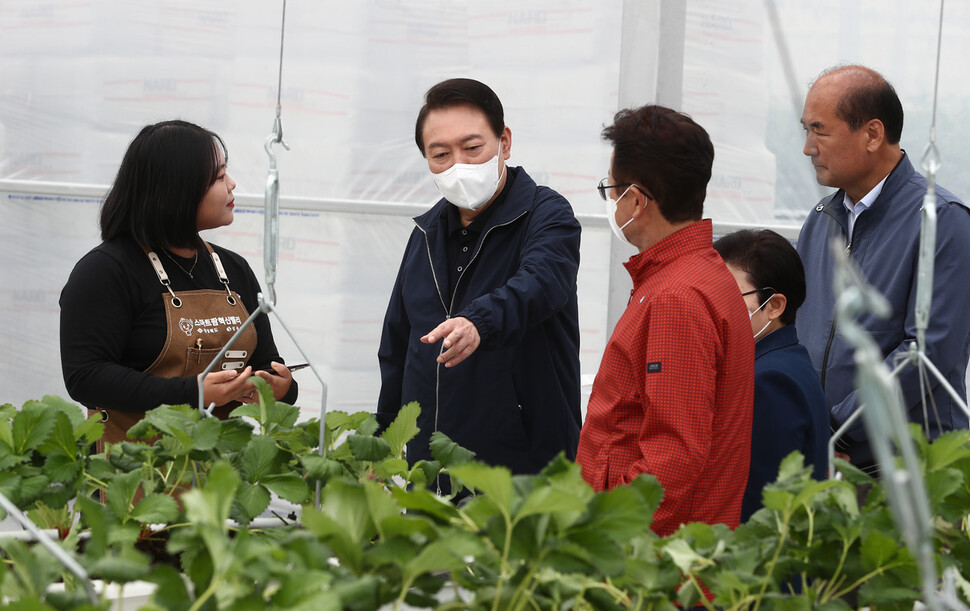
[623,219,714,287]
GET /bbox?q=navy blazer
[741,324,829,521]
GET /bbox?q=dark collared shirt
[444,167,516,297]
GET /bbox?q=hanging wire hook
[263,0,290,305]
[920,0,945,179]
[915,0,945,357]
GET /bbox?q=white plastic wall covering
[0,178,614,420]
[606,0,687,335]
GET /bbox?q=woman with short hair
[714,229,829,521]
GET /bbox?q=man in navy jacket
[378,78,582,493]
[796,65,970,471]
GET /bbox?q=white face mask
[431,150,506,210]
[606,185,635,246]
[749,294,773,340]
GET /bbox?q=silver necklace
[162,248,199,278]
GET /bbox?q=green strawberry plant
[0,382,968,610]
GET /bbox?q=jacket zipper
[416,210,528,493]
[819,211,854,390]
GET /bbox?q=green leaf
[215,417,254,452]
[450,463,513,514]
[926,429,970,470]
[408,460,441,486]
[627,473,665,516]
[37,411,75,456]
[182,461,240,527]
[189,416,222,451]
[926,467,964,511]
[0,416,13,449]
[762,487,795,513]
[303,480,370,573]
[858,582,920,607]
[235,482,272,521]
[89,549,150,582]
[129,494,180,524]
[373,457,409,479]
[314,479,372,544]
[663,538,715,574]
[389,486,460,523]
[127,404,199,443]
[0,537,61,599]
[792,478,841,508]
[833,457,873,487]
[325,410,372,434]
[429,431,475,467]
[860,530,897,571]
[0,441,26,471]
[73,415,105,445]
[579,484,654,543]
[301,454,345,483]
[0,472,21,506]
[39,395,86,427]
[229,403,262,421]
[405,531,484,577]
[0,403,16,421]
[347,434,392,462]
[262,473,309,504]
[381,401,421,457]
[515,484,587,522]
[12,401,55,454]
[16,474,50,504]
[362,479,400,537]
[239,435,279,483]
[146,564,192,609]
[106,470,143,521]
[564,527,626,576]
[357,415,380,437]
[776,451,807,480]
[380,515,438,541]
[44,452,80,483]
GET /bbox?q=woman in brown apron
[59,120,298,446]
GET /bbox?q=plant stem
[393,575,415,610]
[819,538,851,603]
[508,562,538,611]
[752,501,793,611]
[490,512,514,611]
[188,578,221,611]
[830,561,906,599]
[583,581,635,610]
[83,473,109,489]
[686,573,717,611]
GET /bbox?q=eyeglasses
[741,287,776,297]
[596,177,649,201]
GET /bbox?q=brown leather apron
[92,242,257,448]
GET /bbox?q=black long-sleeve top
[59,235,298,412]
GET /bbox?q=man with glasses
[377,78,582,495]
[576,104,755,536]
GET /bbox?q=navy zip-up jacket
[796,153,970,467]
[378,167,582,482]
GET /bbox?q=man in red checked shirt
[576,105,755,537]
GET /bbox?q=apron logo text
[178,318,194,337]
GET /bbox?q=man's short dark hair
[414,78,504,155]
[713,229,806,326]
[602,105,713,223]
[100,120,227,251]
[818,65,904,144]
